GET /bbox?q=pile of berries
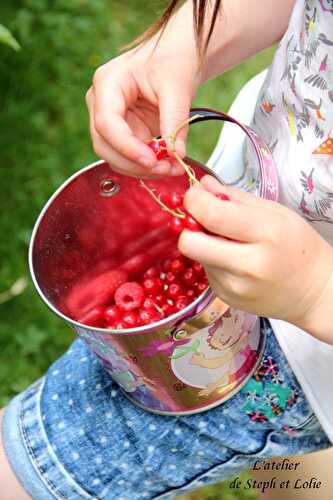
[74,138,230,330]
[77,252,208,330]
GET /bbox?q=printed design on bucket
[241,355,299,430]
[76,328,171,412]
[139,309,260,397]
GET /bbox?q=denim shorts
[2,319,331,500]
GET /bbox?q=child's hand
[179,175,333,341]
[86,30,200,178]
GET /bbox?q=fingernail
[138,156,155,168]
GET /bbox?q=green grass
[0,1,274,498]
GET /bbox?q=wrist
[292,254,333,345]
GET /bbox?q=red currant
[122,311,139,328]
[169,192,184,208]
[154,293,165,305]
[169,217,185,234]
[186,289,196,300]
[175,296,190,311]
[104,305,121,323]
[113,320,128,330]
[170,258,185,274]
[167,283,182,299]
[182,267,197,286]
[184,214,202,232]
[148,139,169,161]
[138,308,155,325]
[142,278,162,295]
[197,281,208,294]
[151,310,164,323]
[215,192,230,201]
[143,297,156,309]
[166,271,177,284]
[193,262,205,277]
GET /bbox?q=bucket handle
[188,107,279,202]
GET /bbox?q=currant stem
[168,114,201,185]
[170,114,202,142]
[153,302,164,315]
[173,151,198,185]
[139,180,186,219]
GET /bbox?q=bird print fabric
[241,0,333,234]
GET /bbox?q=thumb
[158,81,193,158]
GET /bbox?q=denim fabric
[3,319,331,500]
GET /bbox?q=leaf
[0,24,20,51]
[171,340,201,360]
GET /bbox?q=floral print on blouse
[242,0,333,242]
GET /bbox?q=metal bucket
[29,108,279,415]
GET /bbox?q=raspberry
[114,282,144,311]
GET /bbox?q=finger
[178,229,251,273]
[200,175,261,206]
[151,161,184,176]
[92,134,171,178]
[184,183,264,242]
[204,266,234,302]
[93,69,157,168]
[158,80,193,158]
[87,88,168,177]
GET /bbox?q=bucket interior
[31,160,210,328]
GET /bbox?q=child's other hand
[86,35,200,178]
[178,175,333,338]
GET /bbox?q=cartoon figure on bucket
[77,329,156,393]
[170,309,259,397]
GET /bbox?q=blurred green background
[0,0,274,498]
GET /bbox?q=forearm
[156,0,296,83]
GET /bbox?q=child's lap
[3,319,330,500]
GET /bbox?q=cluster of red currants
[78,252,208,330]
[147,138,230,234]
